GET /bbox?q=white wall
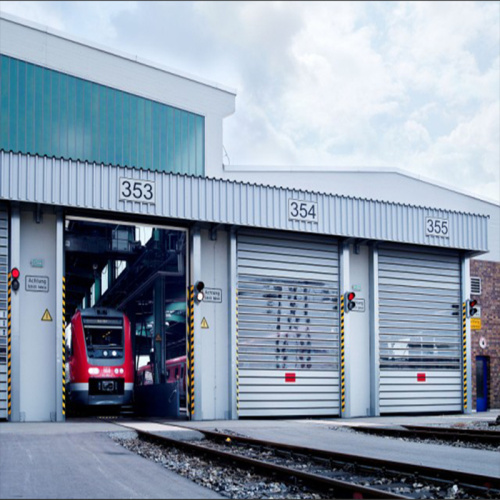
[19,211,57,421]
[194,228,230,420]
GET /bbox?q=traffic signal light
[195,281,205,303]
[468,299,478,317]
[11,268,20,291]
[345,291,356,312]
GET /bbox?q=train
[67,307,134,408]
[136,355,187,405]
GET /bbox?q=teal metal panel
[0,54,205,175]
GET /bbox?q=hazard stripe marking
[462,302,467,410]
[62,277,66,416]
[236,289,239,413]
[7,274,12,416]
[186,286,195,418]
[340,294,345,413]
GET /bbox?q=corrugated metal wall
[0,203,8,419]
[237,230,340,417]
[0,152,489,254]
[378,243,462,413]
[0,55,204,175]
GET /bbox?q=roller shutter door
[0,204,8,419]
[237,230,340,417]
[378,244,462,414]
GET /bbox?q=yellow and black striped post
[236,289,239,415]
[340,294,346,414]
[62,277,66,417]
[186,286,195,419]
[462,301,467,410]
[7,273,12,417]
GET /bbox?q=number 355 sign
[119,178,156,204]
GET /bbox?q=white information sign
[25,276,49,292]
[352,298,365,312]
[204,288,222,303]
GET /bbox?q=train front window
[84,326,123,358]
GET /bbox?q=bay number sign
[119,178,156,204]
[288,199,318,223]
[426,216,450,238]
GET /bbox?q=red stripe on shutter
[285,373,296,383]
[417,373,426,382]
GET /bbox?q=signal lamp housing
[468,299,478,317]
[195,281,205,303]
[345,291,356,312]
[11,267,20,291]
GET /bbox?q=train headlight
[88,367,99,375]
[114,368,119,374]
[119,368,124,374]
[103,350,108,357]
[112,350,117,357]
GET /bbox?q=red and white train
[67,308,134,408]
[136,355,187,405]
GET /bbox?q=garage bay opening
[64,216,188,419]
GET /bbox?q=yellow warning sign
[41,309,53,321]
[471,318,482,330]
[201,317,209,329]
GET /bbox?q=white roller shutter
[237,230,340,417]
[0,204,8,419]
[378,244,462,414]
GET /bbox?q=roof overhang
[0,151,489,256]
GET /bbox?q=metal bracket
[210,223,224,241]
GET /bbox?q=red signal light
[11,267,20,292]
[468,299,479,317]
[345,291,356,312]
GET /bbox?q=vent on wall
[471,277,482,295]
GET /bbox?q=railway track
[350,424,500,446]
[115,422,500,499]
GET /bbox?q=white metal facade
[236,230,340,417]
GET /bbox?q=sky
[1,1,499,203]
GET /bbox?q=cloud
[1,0,498,202]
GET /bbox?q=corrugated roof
[0,151,489,254]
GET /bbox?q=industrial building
[0,12,498,423]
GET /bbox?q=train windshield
[84,325,124,358]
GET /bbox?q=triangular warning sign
[41,309,53,321]
[201,317,209,329]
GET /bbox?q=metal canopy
[0,151,489,254]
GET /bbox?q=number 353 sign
[119,178,156,204]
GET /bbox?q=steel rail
[131,427,411,499]
[351,424,500,446]
[193,427,499,494]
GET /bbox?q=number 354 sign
[288,199,318,223]
[119,178,156,204]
